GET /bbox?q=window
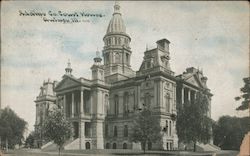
[105,94,109,114]
[166,120,169,135]
[165,93,170,113]
[118,37,121,45]
[113,143,117,149]
[105,124,109,137]
[108,38,111,45]
[114,126,117,137]
[106,143,110,149]
[144,93,151,108]
[106,53,110,64]
[85,142,90,149]
[169,121,172,136]
[124,125,128,137]
[123,143,127,149]
[123,92,129,115]
[126,53,129,64]
[115,37,117,45]
[114,95,119,115]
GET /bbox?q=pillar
[63,95,66,117]
[181,87,184,104]
[71,92,74,118]
[188,89,191,102]
[80,90,84,117]
[94,121,104,149]
[79,120,85,149]
[159,80,163,107]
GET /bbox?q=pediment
[55,76,81,91]
[185,74,204,88]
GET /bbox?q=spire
[113,1,121,15]
[65,59,73,75]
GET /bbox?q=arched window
[114,52,120,64]
[123,92,129,115]
[113,143,117,149]
[106,143,110,149]
[126,53,129,64]
[165,93,170,112]
[105,94,109,114]
[169,121,172,136]
[115,37,117,45]
[123,143,127,149]
[106,53,110,64]
[114,95,119,115]
[144,93,151,108]
[124,125,128,137]
[85,142,90,149]
[118,37,121,45]
[105,124,109,137]
[108,38,111,45]
[166,120,169,135]
[114,126,118,137]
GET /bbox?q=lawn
[2,149,239,156]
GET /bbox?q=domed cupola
[103,2,131,47]
[106,2,126,34]
[102,2,135,82]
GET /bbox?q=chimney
[156,38,170,52]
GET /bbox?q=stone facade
[34,2,212,151]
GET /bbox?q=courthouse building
[34,3,213,150]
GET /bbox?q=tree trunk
[143,141,146,154]
[58,147,60,156]
[193,141,196,152]
[5,139,8,152]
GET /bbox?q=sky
[1,1,249,133]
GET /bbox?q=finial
[67,59,71,68]
[96,49,100,58]
[146,44,148,51]
[65,59,73,75]
[114,1,121,15]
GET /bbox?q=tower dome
[106,2,126,34]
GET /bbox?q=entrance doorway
[85,142,90,149]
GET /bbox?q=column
[95,121,104,149]
[63,95,66,117]
[188,89,191,102]
[71,92,74,118]
[79,120,85,149]
[80,90,84,117]
[159,81,163,108]
[118,93,123,117]
[181,87,184,104]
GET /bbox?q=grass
[2,149,239,156]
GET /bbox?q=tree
[0,107,27,151]
[235,77,250,111]
[130,108,162,154]
[176,92,212,152]
[42,108,71,156]
[213,116,250,150]
[25,131,36,148]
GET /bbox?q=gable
[185,75,204,88]
[55,77,81,91]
